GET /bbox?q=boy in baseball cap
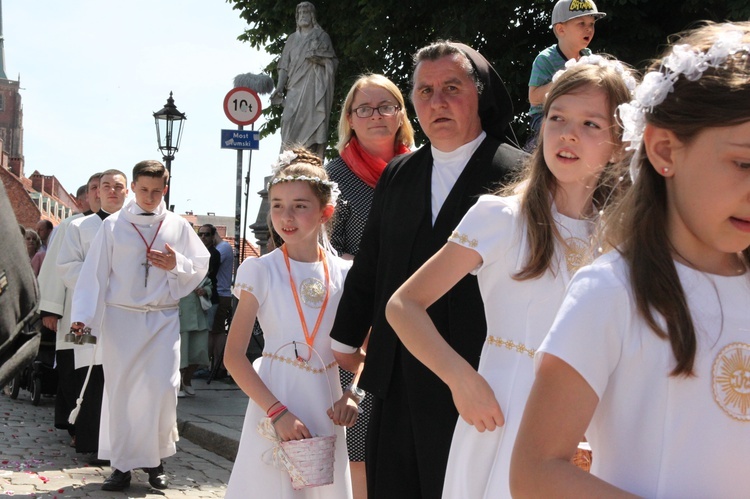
[525,0,607,150]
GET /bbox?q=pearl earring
[662,167,670,174]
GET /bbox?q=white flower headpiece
[271,150,298,174]
[552,54,638,94]
[268,175,341,206]
[618,27,750,180]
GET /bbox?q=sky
[4,0,282,229]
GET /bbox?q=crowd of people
[10,3,750,497]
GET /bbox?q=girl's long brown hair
[503,60,632,280]
[603,22,750,376]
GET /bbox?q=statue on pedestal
[269,2,338,159]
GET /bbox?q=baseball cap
[551,0,606,27]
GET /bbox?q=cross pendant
[142,260,152,287]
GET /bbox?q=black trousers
[54,349,79,434]
[73,364,104,454]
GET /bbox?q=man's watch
[345,384,365,405]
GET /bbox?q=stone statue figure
[269,2,338,158]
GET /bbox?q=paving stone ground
[1,390,232,498]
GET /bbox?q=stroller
[3,326,58,405]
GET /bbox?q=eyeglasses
[352,104,400,118]
[198,232,212,237]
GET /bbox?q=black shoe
[144,462,169,490]
[102,469,131,491]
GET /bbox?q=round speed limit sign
[223,87,262,126]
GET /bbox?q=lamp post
[153,91,186,210]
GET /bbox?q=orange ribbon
[281,244,330,362]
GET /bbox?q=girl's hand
[272,410,312,441]
[451,370,504,432]
[327,394,359,427]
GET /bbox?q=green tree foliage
[228,0,750,150]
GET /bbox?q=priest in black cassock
[330,41,527,498]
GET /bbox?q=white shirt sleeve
[535,257,633,399]
[448,194,520,276]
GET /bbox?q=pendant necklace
[132,221,163,287]
[282,244,330,363]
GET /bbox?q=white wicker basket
[260,342,337,490]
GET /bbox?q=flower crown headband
[552,54,638,94]
[618,27,750,179]
[268,150,341,206]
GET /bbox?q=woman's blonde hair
[336,74,414,153]
[503,58,633,280]
[603,21,750,377]
[25,228,41,252]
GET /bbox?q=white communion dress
[540,252,750,498]
[225,248,353,499]
[441,194,595,498]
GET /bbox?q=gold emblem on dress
[712,342,750,422]
[299,277,326,308]
[564,236,590,274]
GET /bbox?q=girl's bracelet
[268,405,287,419]
[271,408,289,425]
[266,400,282,415]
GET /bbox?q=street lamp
[153,91,186,210]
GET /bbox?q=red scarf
[340,137,410,188]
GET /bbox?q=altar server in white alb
[70,160,209,492]
[57,169,128,460]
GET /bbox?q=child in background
[224,148,360,499]
[526,0,606,150]
[386,55,634,498]
[511,21,750,498]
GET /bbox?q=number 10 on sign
[223,87,262,126]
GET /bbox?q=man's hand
[42,316,59,332]
[148,243,177,271]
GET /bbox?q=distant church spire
[0,0,7,79]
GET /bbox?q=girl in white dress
[511,22,750,498]
[385,57,635,498]
[224,148,360,499]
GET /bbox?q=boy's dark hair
[132,160,169,184]
[100,168,128,183]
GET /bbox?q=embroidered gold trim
[236,282,254,293]
[712,342,750,422]
[262,353,337,374]
[487,335,536,358]
[564,236,591,274]
[449,230,478,248]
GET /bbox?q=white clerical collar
[121,198,168,224]
[430,131,486,165]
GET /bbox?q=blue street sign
[220,129,260,150]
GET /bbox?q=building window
[0,93,4,111]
